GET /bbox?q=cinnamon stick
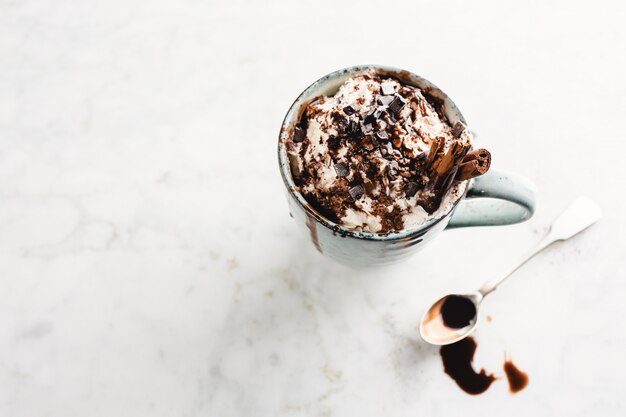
[432,140,469,177]
[425,137,444,167]
[455,148,491,181]
[431,140,470,190]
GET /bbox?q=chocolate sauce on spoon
[440,295,477,328]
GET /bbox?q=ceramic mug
[278,65,535,266]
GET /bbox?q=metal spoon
[419,196,602,345]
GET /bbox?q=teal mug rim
[277,64,470,242]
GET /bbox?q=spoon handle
[478,196,602,297]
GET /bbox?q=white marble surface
[1,0,625,415]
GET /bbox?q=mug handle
[446,169,536,229]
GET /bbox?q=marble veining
[1,1,625,416]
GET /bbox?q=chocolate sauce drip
[440,295,476,328]
[503,359,529,393]
[440,337,496,395]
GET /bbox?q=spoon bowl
[419,292,482,345]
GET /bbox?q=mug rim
[278,64,470,242]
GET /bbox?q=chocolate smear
[503,359,529,394]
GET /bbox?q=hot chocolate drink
[286,69,490,233]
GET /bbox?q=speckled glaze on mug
[278,65,536,266]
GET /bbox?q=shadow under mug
[278,65,536,266]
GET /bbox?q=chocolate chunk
[452,121,466,138]
[380,82,396,95]
[377,95,395,106]
[376,131,389,141]
[349,184,365,200]
[293,126,306,143]
[334,162,349,178]
[388,95,406,116]
[405,181,421,197]
[343,104,359,115]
